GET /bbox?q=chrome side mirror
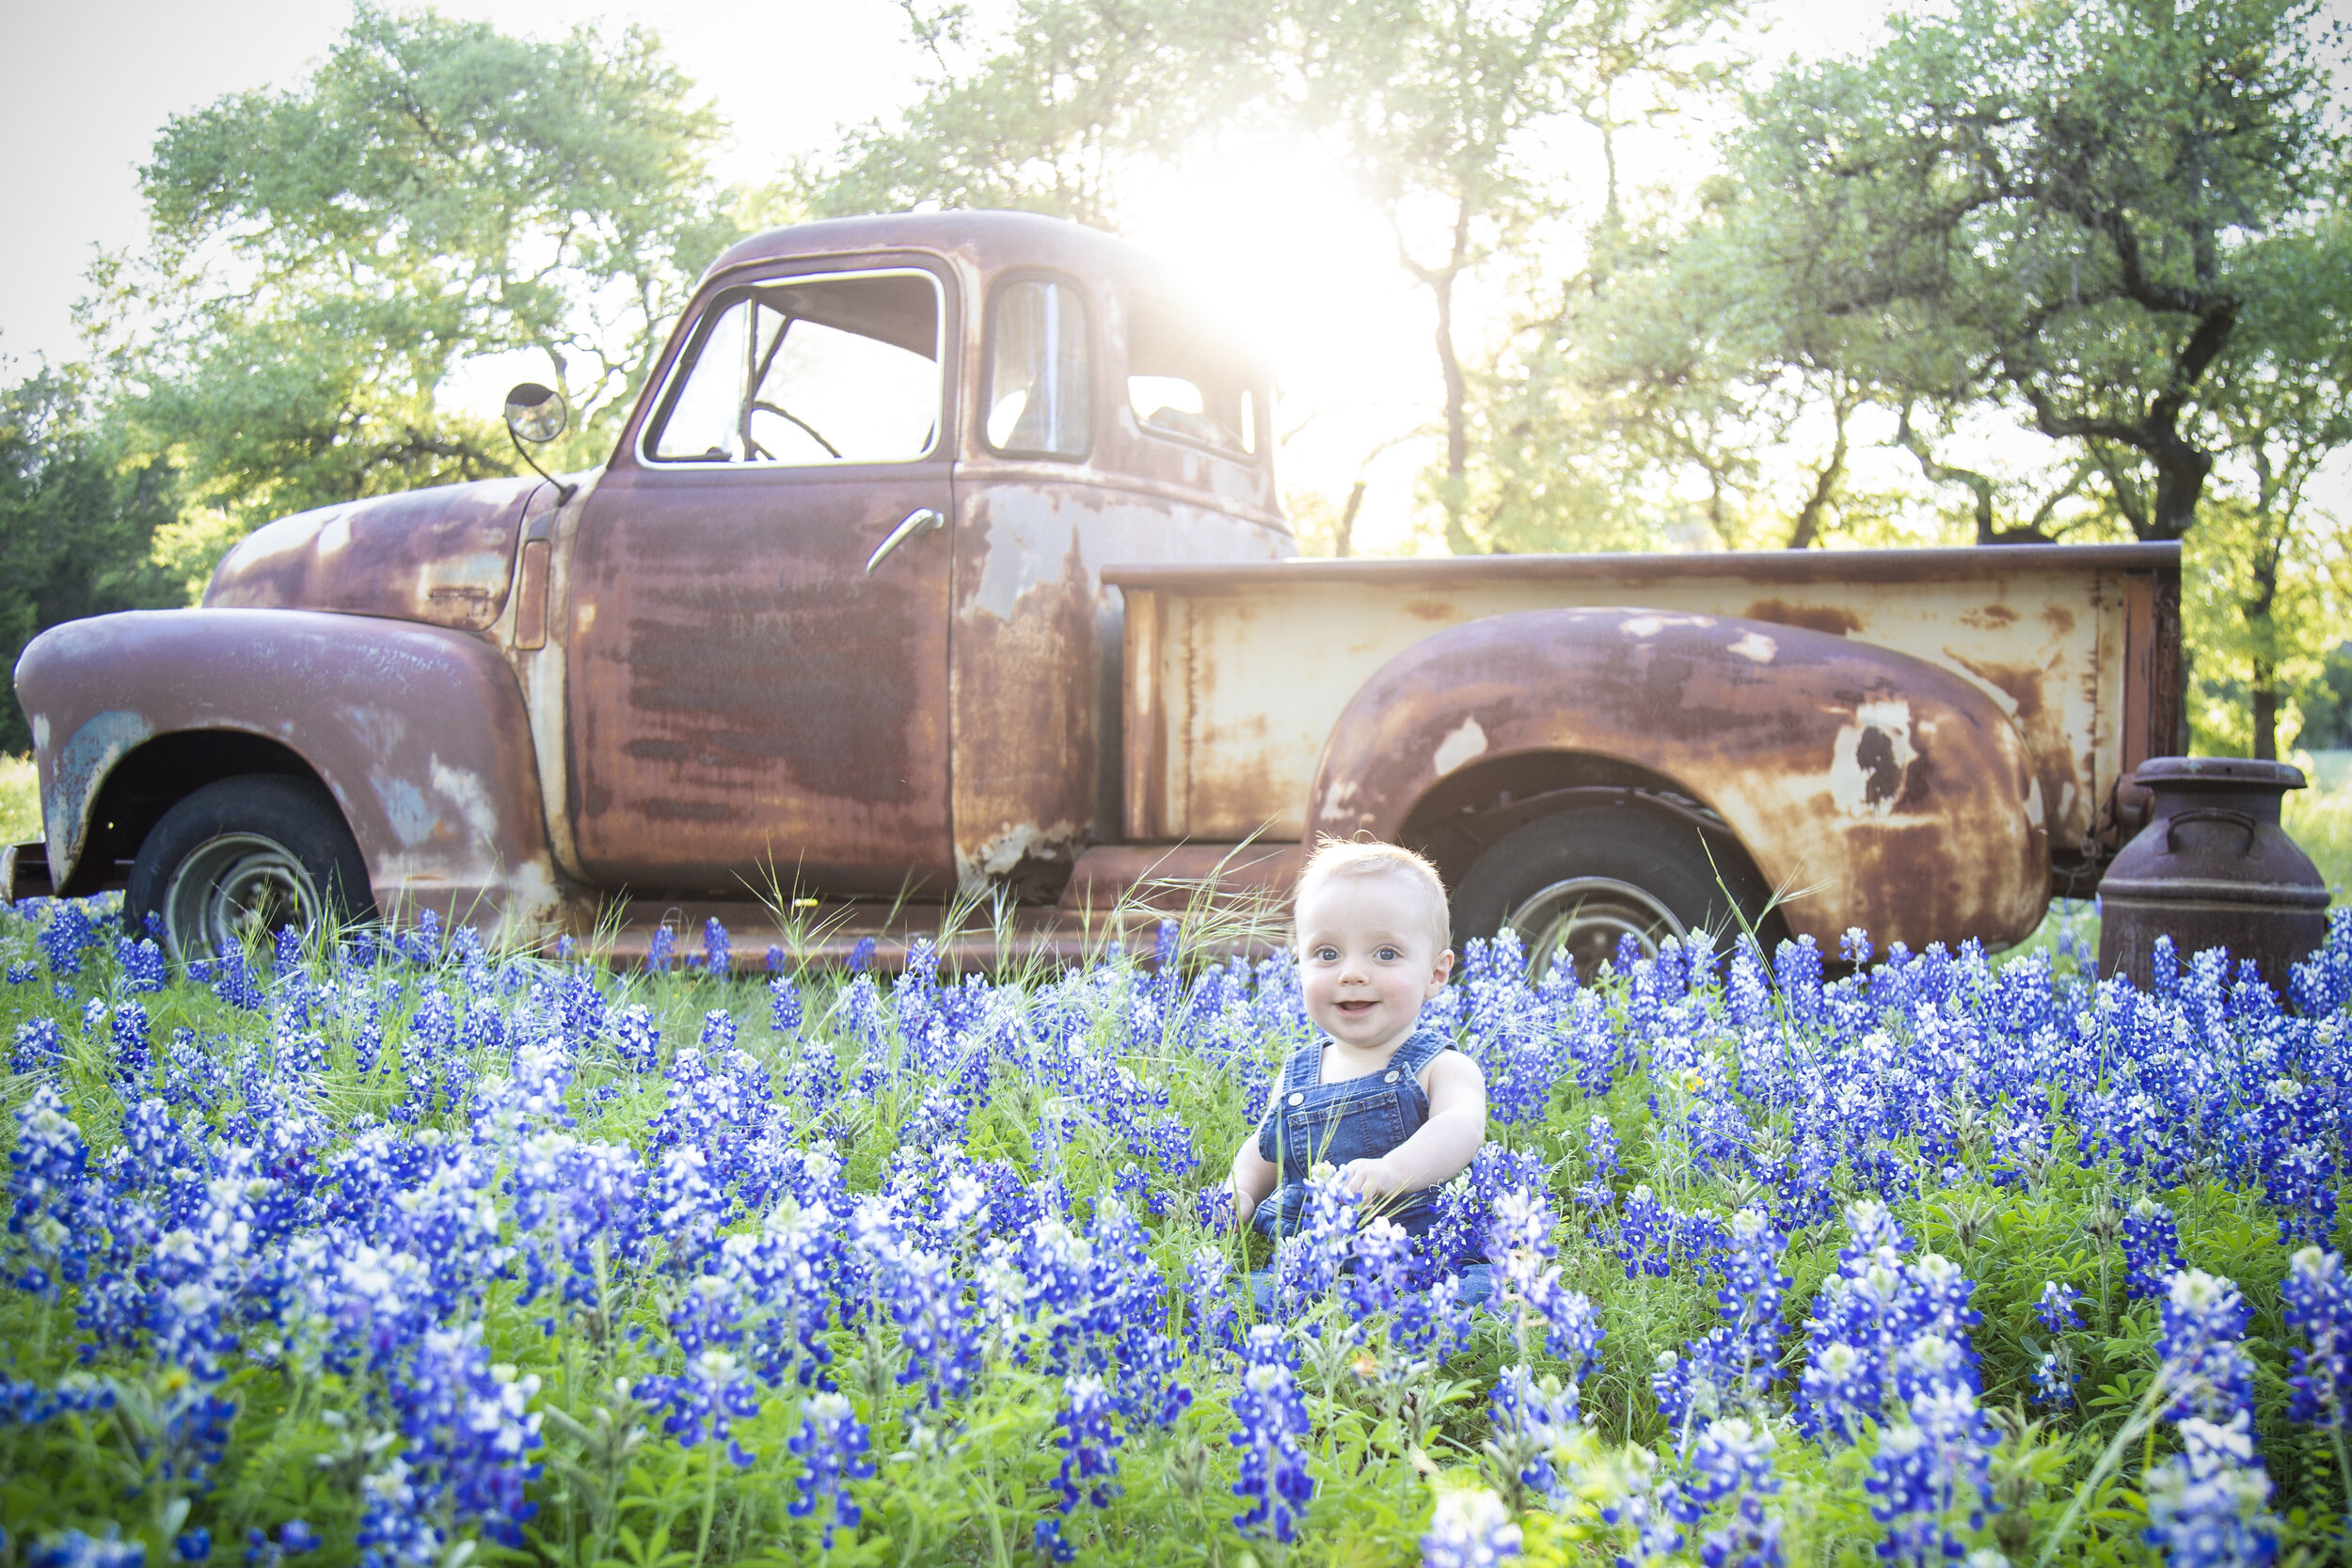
[503,382,568,444]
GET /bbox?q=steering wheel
[746,399,842,460]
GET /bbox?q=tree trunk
[2251,674,2278,761]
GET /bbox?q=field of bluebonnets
[2,893,2350,1568]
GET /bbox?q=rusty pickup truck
[10,210,2183,972]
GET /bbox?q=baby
[1228,839,1488,1250]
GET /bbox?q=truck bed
[1109,544,2183,881]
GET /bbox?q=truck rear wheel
[126,775,375,964]
[1450,804,1779,982]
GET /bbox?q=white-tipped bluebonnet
[1486,1363,1577,1503]
[28,1528,146,1568]
[1421,1486,1522,1567]
[1866,1385,1999,1566]
[2281,1246,2349,1431]
[2124,1201,2187,1301]
[2034,1280,2081,1335]
[2141,1412,2280,1567]
[788,1391,874,1548]
[1184,1247,1239,1362]
[2159,1271,2256,1425]
[1229,1346,1314,1544]
[1054,1372,1122,1512]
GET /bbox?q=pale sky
[3,0,2343,548]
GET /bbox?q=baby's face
[1295,872,1454,1054]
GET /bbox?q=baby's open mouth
[1337,1000,1376,1013]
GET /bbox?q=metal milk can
[2096,756,2329,995]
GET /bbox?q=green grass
[2289,750,2352,900]
[0,753,35,846]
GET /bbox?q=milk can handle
[2161,807,2260,856]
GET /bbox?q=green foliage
[799,0,1284,228]
[0,372,184,752]
[88,5,739,544]
[1710,0,2349,543]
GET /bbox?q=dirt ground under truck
[8,211,2185,972]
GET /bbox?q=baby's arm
[1340,1052,1487,1201]
[1229,1128,1278,1227]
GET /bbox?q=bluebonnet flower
[641,1349,762,1465]
[2281,1246,2349,1432]
[848,935,876,973]
[37,900,104,977]
[1421,1487,1522,1567]
[1618,1186,1676,1279]
[1054,1373,1122,1512]
[117,935,166,993]
[1684,1418,1782,1568]
[2141,1413,2280,1567]
[2035,1280,2081,1335]
[788,1391,874,1548]
[28,1528,147,1568]
[770,974,803,1033]
[612,1004,660,1072]
[357,1459,442,1568]
[1866,1386,1998,1566]
[2159,1272,2256,1424]
[389,1324,543,1544]
[1184,1248,1238,1361]
[1,1371,116,1424]
[12,1015,62,1075]
[1486,1363,1577,1503]
[1273,1166,1359,1314]
[1230,1336,1314,1544]
[2124,1200,2186,1301]
[700,917,731,973]
[645,926,675,974]
[175,1529,209,1562]
[7,959,37,983]
[1717,1209,1789,1379]
[2030,1351,2074,1410]
[1586,1113,1620,1178]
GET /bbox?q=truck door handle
[865,507,945,575]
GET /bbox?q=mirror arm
[505,425,578,506]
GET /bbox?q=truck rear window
[1127,300,1261,459]
[645,269,943,467]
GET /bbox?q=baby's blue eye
[1377,946,1401,961]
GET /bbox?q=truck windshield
[1127,299,1260,459]
[646,269,943,466]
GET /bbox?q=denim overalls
[1251,1023,1455,1243]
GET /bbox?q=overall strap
[1278,1041,1324,1094]
[1389,1025,1454,1081]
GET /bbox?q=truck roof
[705,209,1181,296]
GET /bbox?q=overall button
[1384,1069,1400,1083]
[1287,1092,1304,1106]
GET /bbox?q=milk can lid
[2131,755,2307,789]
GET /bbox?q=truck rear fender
[1307,607,2049,950]
[15,608,564,938]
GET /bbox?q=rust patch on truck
[1305,607,2049,949]
[1742,599,1862,638]
[208,477,538,631]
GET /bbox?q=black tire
[125,775,375,964]
[1450,804,1782,981]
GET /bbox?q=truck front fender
[15,609,564,937]
[1307,607,2048,949]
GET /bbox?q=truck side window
[1127,300,1260,458]
[984,277,1091,458]
[646,269,943,467]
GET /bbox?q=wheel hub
[1505,876,1689,984]
[161,832,322,964]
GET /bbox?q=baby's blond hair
[1292,837,1452,954]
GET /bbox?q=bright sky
[4,0,2343,548]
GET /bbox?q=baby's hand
[1338,1156,1405,1202]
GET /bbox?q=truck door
[565,261,957,897]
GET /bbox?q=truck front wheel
[1450,804,1780,982]
[126,776,375,965]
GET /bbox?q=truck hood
[205,475,557,632]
